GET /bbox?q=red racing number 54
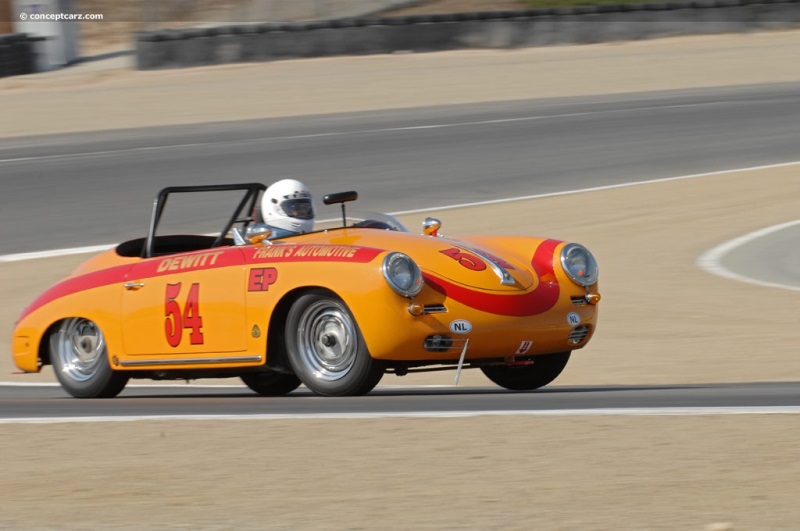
[164,282,204,347]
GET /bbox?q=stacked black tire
[0,33,42,78]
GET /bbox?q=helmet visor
[280,198,314,219]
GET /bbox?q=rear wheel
[241,372,301,396]
[285,291,383,396]
[49,318,128,398]
[480,352,571,391]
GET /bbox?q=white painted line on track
[391,160,800,215]
[0,382,246,388]
[0,100,757,166]
[1,406,799,424]
[0,244,116,263]
[2,160,800,263]
[696,220,800,291]
[0,382,452,389]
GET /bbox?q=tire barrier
[0,33,44,78]
[133,0,800,70]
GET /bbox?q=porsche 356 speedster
[12,183,600,398]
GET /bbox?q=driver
[260,178,315,238]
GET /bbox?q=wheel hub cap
[56,318,106,382]
[298,301,357,382]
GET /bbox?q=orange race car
[12,183,600,398]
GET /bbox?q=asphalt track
[2,82,800,255]
[1,382,799,421]
[3,81,800,419]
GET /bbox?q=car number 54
[164,282,204,347]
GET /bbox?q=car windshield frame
[143,183,266,258]
[309,210,409,234]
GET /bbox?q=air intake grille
[568,325,590,345]
[424,335,467,352]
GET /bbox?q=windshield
[312,210,409,233]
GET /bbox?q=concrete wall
[134,0,800,70]
[12,0,80,66]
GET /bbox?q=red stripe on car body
[18,263,134,322]
[18,244,384,322]
[423,239,562,317]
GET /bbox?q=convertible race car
[12,183,600,398]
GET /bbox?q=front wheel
[241,371,301,396]
[49,318,129,398]
[480,351,571,391]
[285,291,383,396]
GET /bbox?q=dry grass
[76,0,254,55]
[384,0,528,15]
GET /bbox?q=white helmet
[261,179,315,234]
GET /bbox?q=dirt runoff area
[2,31,800,530]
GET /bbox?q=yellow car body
[12,184,600,398]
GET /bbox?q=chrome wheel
[296,299,358,382]
[49,318,128,398]
[286,290,384,396]
[55,318,107,382]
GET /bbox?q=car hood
[294,228,554,292]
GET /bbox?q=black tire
[285,290,383,396]
[49,318,129,398]
[480,351,571,391]
[241,371,302,396]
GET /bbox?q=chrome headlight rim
[382,252,423,298]
[560,243,599,287]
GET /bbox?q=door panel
[122,248,246,355]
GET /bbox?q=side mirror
[234,223,273,245]
[323,190,358,226]
[323,191,358,205]
[246,223,273,244]
[422,217,441,237]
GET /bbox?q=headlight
[560,243,599,287]
[382,252,423,298]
